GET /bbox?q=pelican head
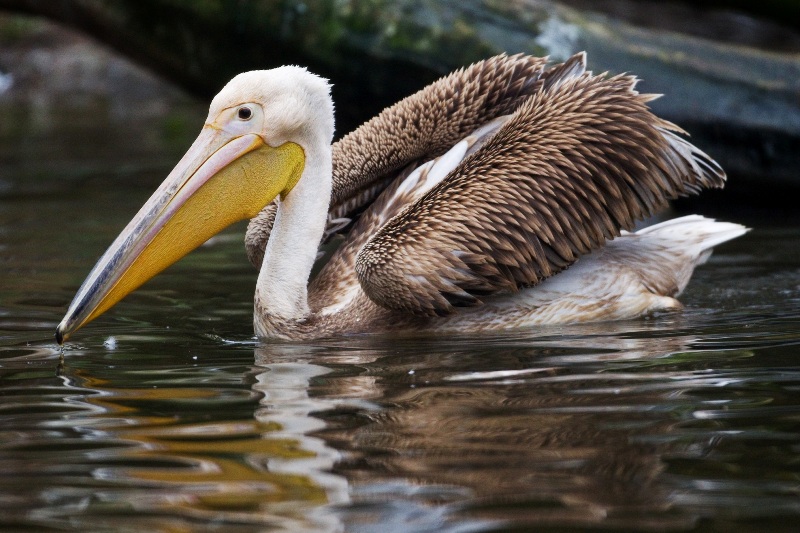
[56,67,334,343]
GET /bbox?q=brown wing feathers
[245,54,550,268]
[355,57,725,316]
[329,54,549,207]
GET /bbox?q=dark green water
[2,75,800,533]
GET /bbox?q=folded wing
[355,61,726,316]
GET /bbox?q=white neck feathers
[254,135,332,335]
[218,66,334,338]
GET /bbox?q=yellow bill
[56,126,304,344]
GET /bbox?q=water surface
[2,48,800,533]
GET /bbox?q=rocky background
[1,0,798,203]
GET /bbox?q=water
[3,36,800,533]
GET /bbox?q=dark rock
[1,0,797,193]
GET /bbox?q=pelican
[55,53,746,343]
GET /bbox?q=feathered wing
[245,53,552,268]
[355,65,727,316]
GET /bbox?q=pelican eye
[237,106,253,120]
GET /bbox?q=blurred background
[1,0,799,205]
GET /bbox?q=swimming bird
[55,53,745,343]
